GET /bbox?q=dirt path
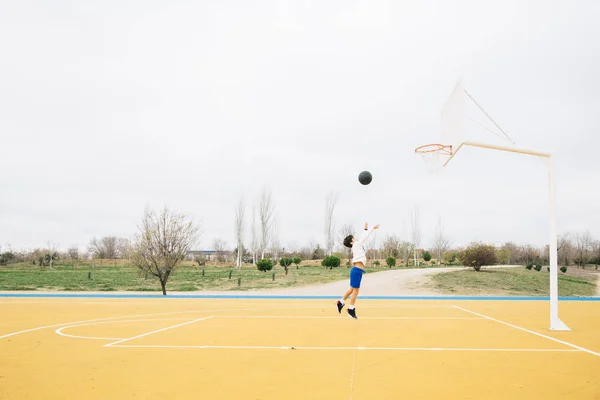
[257,265,524,296]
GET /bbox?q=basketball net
[415,144,452,173]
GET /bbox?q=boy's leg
[342,287,353,301]
[347,288,360,318]
[337,287,353,313]
[349,288,360,306]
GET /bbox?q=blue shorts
[350,267,364,289]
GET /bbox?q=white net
[415,144,452,173]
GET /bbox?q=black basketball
[358,171,372,185]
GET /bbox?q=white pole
[547,156,570,331]
[442,141,571,331]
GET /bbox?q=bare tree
[269,221,281,261]
[366,228,379,266]
[116,238,131,259]
[520,244,538,264]
[46,241,57,269]
[557,233,572,267]
[431,217,451,265]
[400,241,412,266]
[573,231,592,268]
[324,192,338,257]
[381,235,401,259]
[67,247,80,260]
[591,240,600,270]
[234,196,245,269]
[212,238,227,263]
[129,206,200,295]
[259,186,275,260]
[89,236,118,259]
[409,207,421,266]
[500,242,518,265]
[249,201,259,265]
[337,223,354,266]
[66,246,79,268]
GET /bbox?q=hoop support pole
[441,140,569,331]
[443,141,551,167]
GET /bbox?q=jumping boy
[337,222,380,319]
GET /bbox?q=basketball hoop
[415,143,453,173]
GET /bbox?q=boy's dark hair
[343,235,354,248]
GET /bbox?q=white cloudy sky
[1,0,599,253]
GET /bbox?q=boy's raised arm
[355,223,380,246]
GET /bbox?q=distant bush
[386,256,396,268]
[526,262,534,270]
[256,259,274,272]
[279,258,292,268]
[423,251,432,262]
[292,257,301,269]
[373,260,380,266]
[321,256,340,269]
[462,243,497,272]
[0,252,15,266]
[534,264,542,271]
[560,266,567,273]
[443,251,459,266]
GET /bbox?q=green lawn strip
[431,267,597,297]
[0,263,399,292]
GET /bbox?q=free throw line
[105,317,212,347]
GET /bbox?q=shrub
[386,256,396,268]
[443,251,459,265]
[256,259,274,272]
[373,260,380,266]
[422,251,432,262]
[279,258,292,268]
[560,266,567,273]
[534,264,542,271]
[547,266,550,272]
[292,257,301,268]
[462,243,498,272]
[0,252,15,266]
[321,256,341,269]
[526,262,534,270]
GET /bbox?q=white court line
[55,318,196,340]
[349,348,357,400]
[0,304,326,340]
[214,316,484,320]
[108,344,581,352]
[105,317,212,347]
[452,305,600,358]
[0,310,203,340]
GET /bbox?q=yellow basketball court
[1,296,599,399]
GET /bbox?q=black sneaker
[347,308,357,319]
[336,301,344,313]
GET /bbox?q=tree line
[1,187,599,294]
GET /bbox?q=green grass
[0,262,398,293]
[431,267,598,297]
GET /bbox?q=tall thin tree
[324,192,338,257]
[259,186,275,260]
[250,201,259,265]
[234,196,245,268]
[432,217,451,265]
[409,207,421,266]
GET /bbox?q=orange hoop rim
[414,143,453,155]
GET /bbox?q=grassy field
[0,261,397,292]
[431,267,599,297]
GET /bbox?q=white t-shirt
[352,227,375,264]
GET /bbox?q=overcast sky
[1,0,599,253]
